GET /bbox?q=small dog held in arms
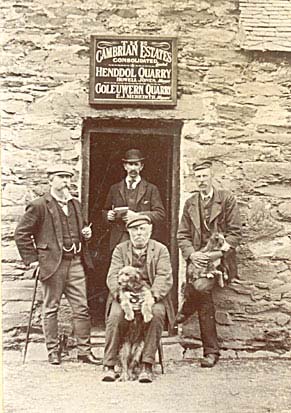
[187,232,229,290]
[117,265,155,381]
[118,265,155,323]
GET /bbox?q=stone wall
[1,0,291,353]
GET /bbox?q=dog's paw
[143,311,153,323]
[124,310,135,321]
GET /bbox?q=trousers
[41,256,91,356]
[104,300,165,366]
[181,282,220,356]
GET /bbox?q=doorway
[81,118,182,326]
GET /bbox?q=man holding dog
[176,160,242,367]
[14,164,101,365]
[102,214,175,383]
[103,148,166,253]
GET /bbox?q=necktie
[129,179,135,189]
[202,195,211,205]
[57,199,69,216]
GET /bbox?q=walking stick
[22,266,40,364]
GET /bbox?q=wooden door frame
[81,118,182,312]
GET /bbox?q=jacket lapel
[146,239,155,284]
[46,194,63,249]
[118,180,127,204]
[136,179,147,206]
[125,241,133,265]
[71,199,83,235]
[189,193,201,233]
[209,187,223,225]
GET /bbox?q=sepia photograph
[1,0,291,412]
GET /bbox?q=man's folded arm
[177,202,195,260]
[150,246,173,302]
[106,244,125,300]
[14,203,40,266]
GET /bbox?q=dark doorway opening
[81,118,182,327]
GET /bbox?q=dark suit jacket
[14,193,93,281]
[103,179,166,252]
[105,239,175,328]
[177,187,242,281]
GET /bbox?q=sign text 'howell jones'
[89,35,177,106]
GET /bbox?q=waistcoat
[55,200,80,248]
[199,196,213,247]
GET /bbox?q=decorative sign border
[89,35,177,106]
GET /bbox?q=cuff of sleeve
[185,248,195,261]
[189,252,195,261]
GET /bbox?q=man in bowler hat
[176,160,242,367]
[103,148,166,253]
[15,164,101,365]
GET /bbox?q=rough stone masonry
[1,0,291,354]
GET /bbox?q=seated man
[102,214,175,383]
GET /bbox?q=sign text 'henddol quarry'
[89,36,177,106]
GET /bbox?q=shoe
[102,366,116,382]
[174,312,190,325]
[138,364,153,383]
[77,351,103,365]
[200,354,219,368]
[48,352,61,365]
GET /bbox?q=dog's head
[118,266,144,293]
[207,232,226,251]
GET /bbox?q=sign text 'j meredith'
[89,37,177,105]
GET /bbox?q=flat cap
[192,160,212,171]
[122,149,145,162]
[47,164,74,177]
[126,214,151,229]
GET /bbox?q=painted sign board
[89,35,177,106]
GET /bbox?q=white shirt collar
[50,189,73,204]
[50,189,73,216]
[132,246,147,256]
[200,187,214,201]
[125,175,141,189]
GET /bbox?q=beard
[133,240,146,248]
[131,234,151,249]
[62,186,70,196]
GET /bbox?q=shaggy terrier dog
[118,265,155,323]
[117,265,155,381]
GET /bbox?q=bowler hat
[126,214,151,229]
[47,164,74,177]
[192,160,212,171]
[122,149,145,163]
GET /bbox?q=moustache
[62,186,70,195]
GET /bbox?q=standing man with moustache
[177,161,242,368]
[103,148,166,254]
[15,164,101,365]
